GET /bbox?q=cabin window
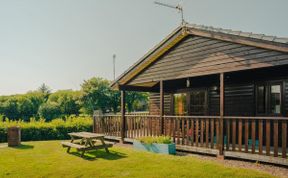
[270,84,281,114]
[256,83,282,115]
[173,93,187,115]
[256,85,266,114]
[189,90,207,115]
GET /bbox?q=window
[174,93,187,115]
[190,90,207,115]
[270,84,281,114]
[256,85,266,114]
[256,82,282,115]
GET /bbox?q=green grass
[0,141,273,178]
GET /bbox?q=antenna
[113,54,116,80]
[154,1,185,25]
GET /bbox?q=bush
[137,136,172,144]
[0,116,92,143]
[38,102,62,121]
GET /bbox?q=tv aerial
[154,1,185,25]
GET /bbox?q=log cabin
[94,23,288,165]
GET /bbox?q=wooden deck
[93,114,288,166]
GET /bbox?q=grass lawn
[0,141,274,178]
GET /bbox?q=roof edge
[110,25,186,89]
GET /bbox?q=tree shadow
[11,144,34,150]
[69,149,127,161]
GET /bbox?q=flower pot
[133,140,176,155]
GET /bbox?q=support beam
[160,80,164,135]
[120,90,126,143]
[219,73,225,156]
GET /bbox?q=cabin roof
[187,23,288,44]
[111,23,288,89]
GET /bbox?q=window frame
[255,80,284,116]
[172,88,208,116]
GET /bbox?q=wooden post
[219,73,225,157]
[160,80,164,135]
[120,90,126,143]
[93,110,103,133]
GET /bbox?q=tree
[80,77,112,114]
[38,83,51,101]
[1,97,20,120]
[47,90,81,116]
[17,96,34,121]
[125,91,148,112]
[38,102,61,121]
[109,90,120,113]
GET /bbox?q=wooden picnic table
[61,132,113,157]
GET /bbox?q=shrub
[38,102,62,121]
[137,136,172,144]
[0,116,92,143]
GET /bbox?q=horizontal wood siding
[149,93,171,115]
[128,35,288,85]
[208,84,254,116]
[224,84,254,116]
[209,87,220,115]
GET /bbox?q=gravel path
[114,143,287,178]
[177,152,288,178]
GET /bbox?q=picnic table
[61,132,113,157]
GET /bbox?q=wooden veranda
[93,114,288,166]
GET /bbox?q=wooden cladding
[128,35,288,85]
[149,92,171,115]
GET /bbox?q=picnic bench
[61,132,113,157]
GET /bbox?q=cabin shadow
[69,149,127,161]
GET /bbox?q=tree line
[0,77,148,121]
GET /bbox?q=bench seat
[61,142,86,150]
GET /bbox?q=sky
[0,0,287,95]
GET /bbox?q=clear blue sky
[0,0,287,95]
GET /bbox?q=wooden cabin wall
[128,35,288,85]
[208,86,220,115]
[147,67,288,116]
[224,84,254,116]
[149,92,171,115]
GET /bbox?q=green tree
[80,77,111,114]
[109,90,120,113]
[38,83,51,101]
[38,83,51,94]
[48,90,81,116]
[125,91,148,112]
[1,97,20,120]
[38,102,61,121]
[17,97,34,121]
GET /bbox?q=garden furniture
[61,132,112,157]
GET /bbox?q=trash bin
[7,126,21,147]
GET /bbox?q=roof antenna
[154,1,185,25]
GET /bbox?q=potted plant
[133,136,176,155]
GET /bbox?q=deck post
[160,80,164,135]
[219,73,225,157]
[120,90,126,143]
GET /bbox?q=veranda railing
[93,114,288,165]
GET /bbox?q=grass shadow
[69,149,127,161]
[11,144,34,150]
